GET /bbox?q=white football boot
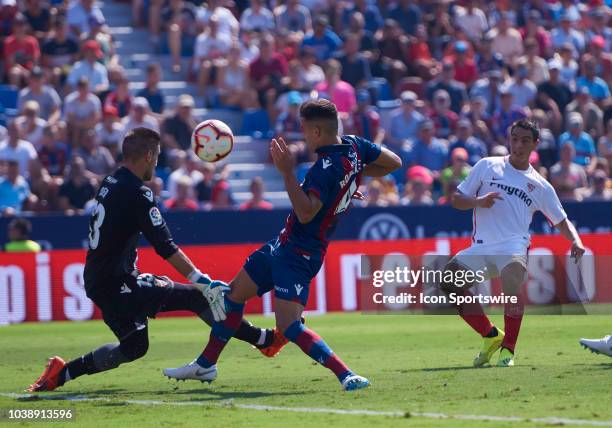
[580,335,612,357]
[341,374,370,391]
[163,360,217,383]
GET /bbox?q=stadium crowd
[0,0,610,217]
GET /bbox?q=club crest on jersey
[149,207,163,226]
[527,183,536,192]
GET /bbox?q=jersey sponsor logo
[120,283,132,294]
[274,285,289,294]
[294,283,304,295]
[490,182,533,206]
[322,158,332,169]
[149,207,163,226]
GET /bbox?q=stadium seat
[240,109,272,139]
[0,84,19,123]
[367,78,393,102]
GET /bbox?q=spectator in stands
[400,165,434,206]
[58,156,96,213]
[196,0,239,39]
[315,59,356,116]
[195,161,215,203]
[17,67,61,124]
[550,141,588,200]
[159,0,198,73]
[86,14,115,66]
[346,11,375,53]
[406,23,436,81]
[440,147,471,197]
[75,128,115,176]
[376,19,409,87]
[64,77,102,146]
[599,119,612,166]
[388,91,423,151]
[4,13,40,86]
[556,42,579,86]
[454,0,488,42]
[66,40,109,93]
[578,170,612,201]
[448,41,478,87]
[165,175,198,211]
[565,86,604,140]
[95,106,124,159]
[41,18,79,86]
[426,61,468,115]
[0,159,31,215]
[162,95,196,151]
[429,89,458,140]
[250,33,288,110]
[194,15,232,95]
[448,119,487,166]
[349,90,384,146]
[0,121,37,177]
[520,10,551,59]
[23,0,50,41]
[275,0,312,35]
[298,49,324,89]
[401,120,448,177]
[121,97,159,138]
[507,63,537,108]
[387,0,421,36]
[586,8,612,51]
[104,77,132,118]
[167,152,203,198]
[576,56,611,106]
[67,0,105,38]
[584,35,612,84]
[551,13,584,55]
[335,33,371,89]
[491,88,528,144]
[488,12,523,69]
[559,114,596,167]
[474,33,505,75]
[275,91,304,143]
[364,179,389,207]
[15,100,46,149]
[136,63,164,115]
[537,60,572,113]
[240,177,273,211]
[520,38,548,85]
[216,42,251,110]
[210,179,234,210]
[240,0,274,32]
[28,158,60,212]
[4,217,41,252]
[302,16,342,62]
[37,124,68,177]
[341,0,383,34]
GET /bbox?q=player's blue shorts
[243,238,323,306]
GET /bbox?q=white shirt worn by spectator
[0,139,38,177]
[121,114,160,139]
[14,116,47,149]
[457,156,566,246]
[17,86,61,121]
[197,7,239,38]
[167,168,204,199]
[455,6,488,41]
[95,121,125,150]
[488,28,524,63]
[64,91,102,121]
[67,0,105,35]
[506,79,537,108]
[240,6,275,32]
[194,32,232,69]
[67,60,109,90]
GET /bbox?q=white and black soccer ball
[191,119,234,162]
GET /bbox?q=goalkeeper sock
[456,290,494,337]
[502,295,524,353]
[233,320,274,348]
[197,296,244,368]
[284,320,352,382]
[59,352,97,386]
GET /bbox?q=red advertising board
[1,234,611,324]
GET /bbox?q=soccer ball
[191,119,234,162]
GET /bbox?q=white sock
[256,329,266,346]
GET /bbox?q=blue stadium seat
[240,109,272,139]
[367,78,393,102]
[0,84,18,126]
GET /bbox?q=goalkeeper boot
[258,317,305,358]
[580,335,612,357]
[473,327,505,367]
[163,360,217,383]
[496,347,515,367]
[342,374,370,391]
[27,356,66,392]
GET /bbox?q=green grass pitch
[1,313,611,427]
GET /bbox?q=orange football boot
[26,356,66,392]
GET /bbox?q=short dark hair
[299,99,338,135]
[9,218,32,238]
[510,119,540,141]
[122,127,161,162]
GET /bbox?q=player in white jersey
[441,119,585,367]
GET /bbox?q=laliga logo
[359,213,410,240]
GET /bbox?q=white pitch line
[2,393,612,427]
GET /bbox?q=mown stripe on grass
[2,393,612,427]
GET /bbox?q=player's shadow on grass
[419,366,486,372]
[17,388,126,402]
[165,389,302,400]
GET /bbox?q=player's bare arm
[270,137,323,223]
[363,146,402,177]
[555,218,586,262]
[451,190,503,210]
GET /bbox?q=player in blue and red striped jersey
[164,99,401,390]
